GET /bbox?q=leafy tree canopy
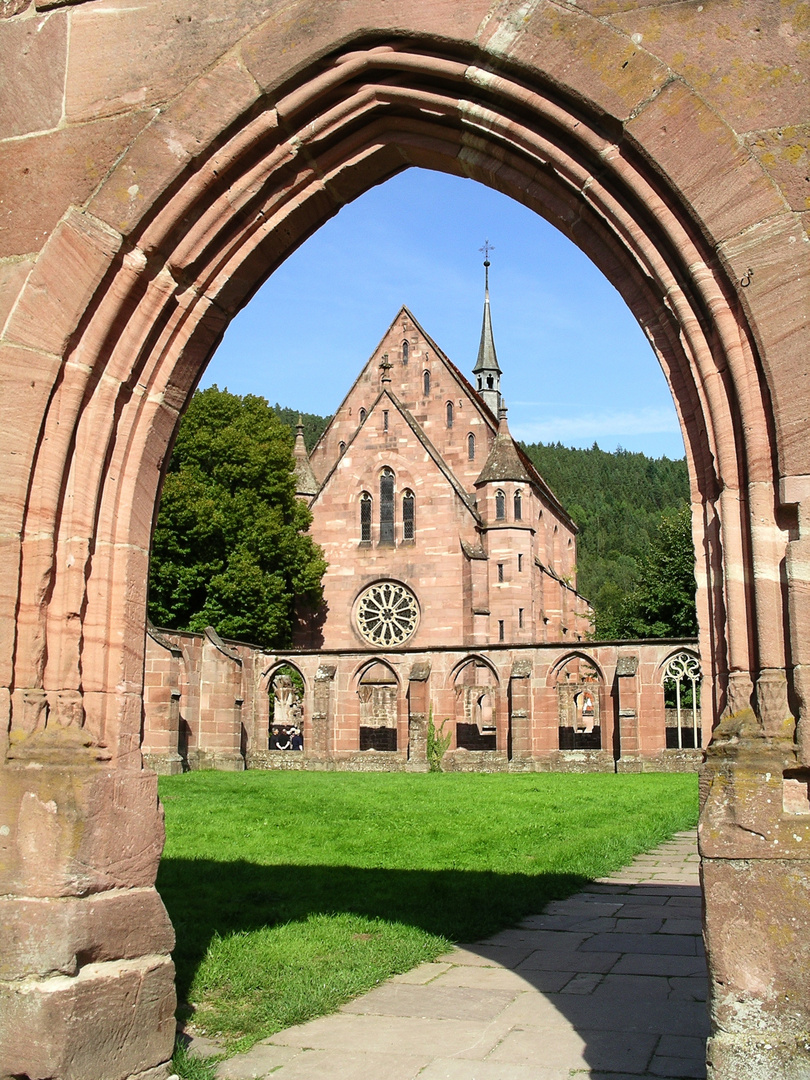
[148,387,327,649]
[592,506,697,639]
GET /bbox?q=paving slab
[209,829,707,1080]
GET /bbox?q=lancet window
[446,401,454,428]
[467,433,475,460]
[402,340,409,364]
[495,489,505,520]
[514,490,522,520]
[403,490,415,540]
[663,652,702,749]
[360,492,372,543]
[423,370,430,396]
[380,468,395,543]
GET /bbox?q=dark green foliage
[270,404,331,452]
[597,506,698,639]
[148,387,327,649]
[520,441,693,637]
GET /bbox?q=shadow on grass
[157,858,589,1004]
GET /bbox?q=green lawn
[157,771,698,1054]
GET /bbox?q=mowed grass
[157,771,698,1053]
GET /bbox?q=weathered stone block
[702,858,810,1034]
[0,954,175,1080]
[0,766,165,898]
[0,886,174,980]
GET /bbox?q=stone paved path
[199,831,708,1080]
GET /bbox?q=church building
[294,261,592,652]
[141,268,703,775]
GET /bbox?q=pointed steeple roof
[292,415,318,497]
[475,403,533,485]
[472,256,501,377]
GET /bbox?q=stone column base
[142,751,185,775]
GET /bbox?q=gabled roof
[308,305,499,462]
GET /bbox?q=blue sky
[202,169,685,460]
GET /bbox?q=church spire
[472,242,502,416]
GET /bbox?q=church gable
[309,393,484,649]
[309,307,496,488]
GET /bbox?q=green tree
[148,387,326,648]
[594,506,697,639]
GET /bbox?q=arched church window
[423,370,430,396]
[360,492,372,543]
[514,490,522,521]
[467,433,475,460]
[402,490,414,540]
[380,468,395,543]
[446,401,454,428]
[359,408,366,423]
[339,441,346,455]
[487,375,494,389]
[495,489,505,520]
[402,340,409,364]
[663,651,702,749]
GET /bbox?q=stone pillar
[700,707,810,1079]
[141,625,184,775]
[407,660,431,770]
[614,654,642,772]
[509,658,533,762]
[0,743,176,1079]
[311,663,336,756]
[195,627,244,771]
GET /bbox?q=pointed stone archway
[1,4,807,1077]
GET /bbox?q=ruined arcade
[1,2,809,1078]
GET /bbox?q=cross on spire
[479,239,494,290]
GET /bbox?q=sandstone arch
[1,4,808,1077]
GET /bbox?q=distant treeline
[270,405,330,453]
[274,409,693,638]
[519,441,692,636]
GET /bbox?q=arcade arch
[1,9,807,1079]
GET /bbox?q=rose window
[356,581,419,646]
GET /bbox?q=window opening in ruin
[380,468,394,543]
[402,340,409,364]
[339,441,346,454]
[497,563,504,582]
[498,620,504,641]
[495,490,505,520]
[446,401,454,428]
[269,665,304,751]
[403,490,414,540]
[519,608,524,628]
[518,553,523,572]
[557,658,601,751]
[663,652,702,749]
[360,492,372,543]
[467,432,475,460]
[383,409,389,432]
[359,407,366,422]
[514,490,522,520]
[423,370,430,395]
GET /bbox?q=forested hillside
[520,442,692,636]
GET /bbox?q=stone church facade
[143,282,703,772]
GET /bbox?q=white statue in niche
[575,690,596,733]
